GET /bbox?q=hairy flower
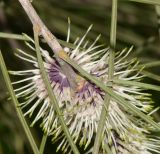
[10,25,160,154]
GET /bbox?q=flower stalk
[92,0,117,153]
[39,133,47,154]
[33,25,80,154]
[0,32,78,50]
[0,51,40,154]
[128,0,160,5]
[113,79,160,91]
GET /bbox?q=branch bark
[18,0,62,52]
[18,0,77,90]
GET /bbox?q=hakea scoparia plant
[9,24,160,154]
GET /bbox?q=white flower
[10,24,160,154]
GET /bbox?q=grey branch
[18,0,78,90]
[18,0,62,53]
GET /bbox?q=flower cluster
[10,25,160,153]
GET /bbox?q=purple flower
[10,25,160,154]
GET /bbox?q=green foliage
[0,0,160,154]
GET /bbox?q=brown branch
[18,0,62,52]
[17,0,77,90]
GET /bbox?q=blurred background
[0,0,160,153]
